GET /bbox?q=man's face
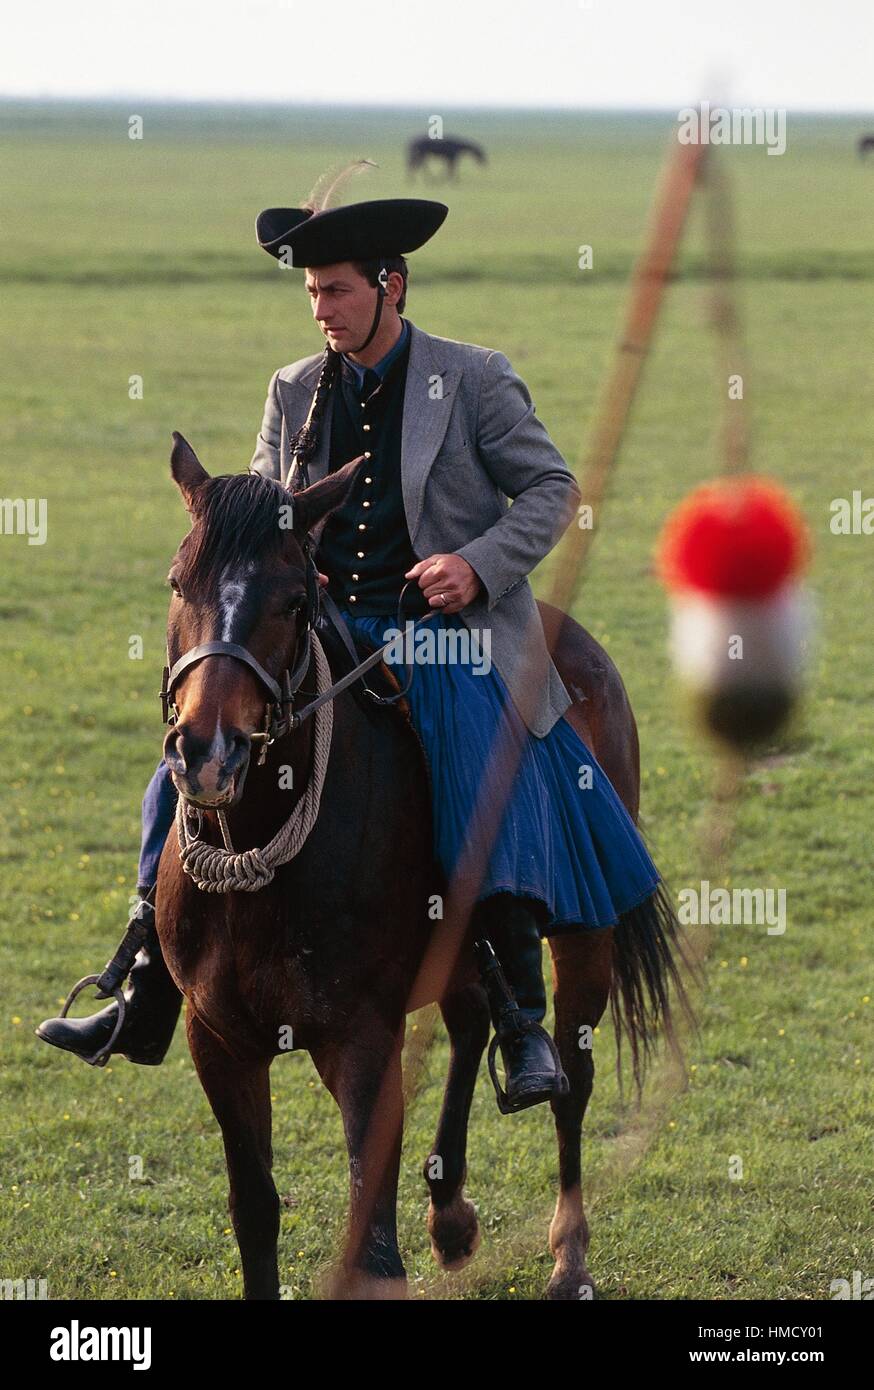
[305,262,377,353]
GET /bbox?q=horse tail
[609,875,699,1099]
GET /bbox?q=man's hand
[405,554,482,614]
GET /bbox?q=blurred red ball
[657,477,809,600]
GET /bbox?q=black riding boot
[474,896,569,1114]
[36,894,182,1067]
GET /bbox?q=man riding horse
[38,190,661,1112]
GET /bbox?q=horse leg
[425,981,490,1270]
[545,928,614,1300]
[312,1015,407,1299]
[187,1012,279,1300]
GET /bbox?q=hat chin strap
[347,262,389,356]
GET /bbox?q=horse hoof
[428,1194,481,1271]
[546,1267,596,1301]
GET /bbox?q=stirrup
[55,891,156,1068]
[486,1018,569,1115]
[55,978,127,1068]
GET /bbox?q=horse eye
[168,576,182,596]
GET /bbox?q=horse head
[162,432,361,808]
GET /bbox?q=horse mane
[176,472,295,593]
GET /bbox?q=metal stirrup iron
[55,890,157,1068]
[475,938,567,1115]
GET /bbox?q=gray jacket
[249,319,581,737]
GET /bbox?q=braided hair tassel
[288,346,341,490]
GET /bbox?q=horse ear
[170,432,210,510]
[290,454,367,545]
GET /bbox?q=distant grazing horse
[156,434,687,1299]
[407,136,487,182]
[858,135,874,157]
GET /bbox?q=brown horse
[157,435,686,1300]
[407,136,487,182]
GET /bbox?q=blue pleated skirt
[340,609,660,932]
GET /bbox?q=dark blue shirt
[340,318,410,390]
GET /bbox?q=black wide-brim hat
[256,198,448,266]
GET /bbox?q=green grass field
[0,102,871,1301]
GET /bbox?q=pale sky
[2,0,872,111]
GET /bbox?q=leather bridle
[159,536,439,763]
[159,536,322,765]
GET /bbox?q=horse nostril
[163,728,187,773]
[224,732,252,774]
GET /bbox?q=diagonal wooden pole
[332,129,711,1294]
[453,148,758,1298]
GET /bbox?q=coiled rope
[175,633,334,892]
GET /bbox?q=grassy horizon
[0,106,871,1300]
